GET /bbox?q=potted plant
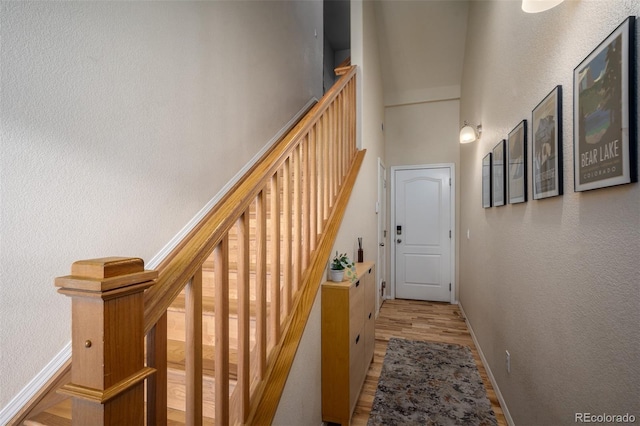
[329,251,356,282]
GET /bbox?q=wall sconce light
[522,0,564,13]
[459,122,482,144]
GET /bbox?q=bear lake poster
[532,86,562,199]
[573,17,636,192]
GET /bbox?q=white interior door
[394,166,451,302]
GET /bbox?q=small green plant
[331,251,351,270]
[330,251,357,282]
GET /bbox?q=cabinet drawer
[349,325,366,413]
[349,279,364,342]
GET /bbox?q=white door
[394,167,451,302]
[377,159,387,312]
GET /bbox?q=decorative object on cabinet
[329,251,355,282]
[573,16,637,192]
[492,140,506,207]
[322,262,376,425]
[357,237,364,263]
[532,85,563,199]
[482,153,492,208]
[507,120,528,204]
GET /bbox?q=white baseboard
[0,341,71,425]
[0,98,317,422]
[458,302,514,426]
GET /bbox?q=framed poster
[507,120,527,204]
[573,16,637,191]
[532,86,563,199]
[492,140,506,207]
[482,153,492,208]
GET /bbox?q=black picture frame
[482,153,492,208]
[532,86,563,199]
[573,16,637,192]
[492,140,506,207]
[507,120,527,204]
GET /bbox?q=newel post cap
[55,257,157,296]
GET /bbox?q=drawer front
[349,325,366,413]
[349,279,365,342]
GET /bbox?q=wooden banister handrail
[143,66,357,334]
[43,65,360,426]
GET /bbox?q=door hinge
[449,283,451,291]
[449,178,451,186]
[449,230,451,238]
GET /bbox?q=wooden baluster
[293,145,302,293]
[282,159,292,316]
[338,91,345,181]
[323,113,330,222]
[236,213,250,423]
[185,269,203,426]
[256,190,269,366]
[302,134,311,268]
[256,190,272,362]
[214,239,230,426]
[328,105,334,207]
[309,126,318,251]
[146,313,167,426]
[316,118,325,234]
[55,257,157,426]
[269,174,281,336]
[350,79,356,153]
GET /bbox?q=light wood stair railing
[25,65,362,426]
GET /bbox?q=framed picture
[532,86,563,199]
[507,120,527,204]
[492,140,506,207]
[482,153,492,208]
[573,16,637,192]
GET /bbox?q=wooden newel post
[55,257,158,425]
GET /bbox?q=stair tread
[167,339,238,380]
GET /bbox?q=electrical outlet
[505,350,511,374]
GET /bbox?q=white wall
[459,1,640,424]
[383,100,461,298]
[332,0,385,272]
[0,0,323,411]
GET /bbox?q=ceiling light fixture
[522,0,565,13]
[459,122,482,144]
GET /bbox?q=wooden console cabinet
[321,262,375,425]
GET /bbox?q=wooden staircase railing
[46,65,362,425]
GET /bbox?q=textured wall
[383,100,461,298]
[0,1,322,409]
[459,1,640,424]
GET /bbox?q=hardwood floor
[351,299,507,425]
[23,299,506,426]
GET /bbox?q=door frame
[377,157,387,315]
[390,163,456,304]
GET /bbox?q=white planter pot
[329,269,345,282]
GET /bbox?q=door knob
[397,239,402,243]
[379,242,385,247]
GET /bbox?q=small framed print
[532,86,563,199]
[507,120,527,204]
[573,16,637,191]
[482,153,492,208]
[492,140,506,207]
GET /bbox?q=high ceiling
[325,0,470,106]
[374,0,469,105]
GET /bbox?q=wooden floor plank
[351,299,507,426]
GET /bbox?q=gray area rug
[368,338,498,426]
